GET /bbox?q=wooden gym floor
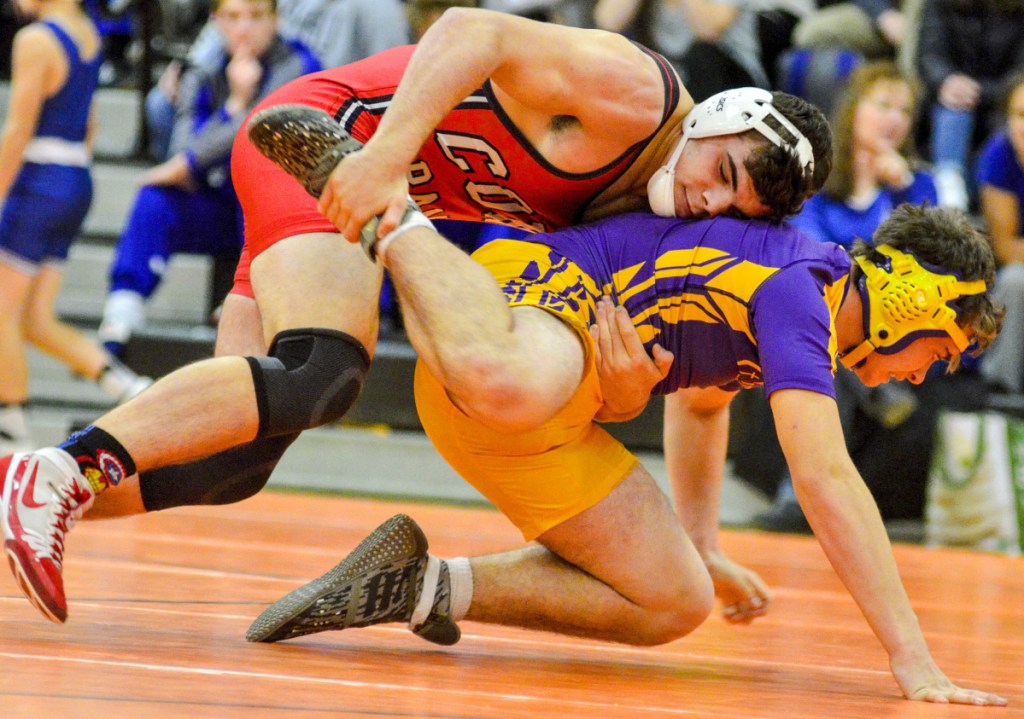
[1,490,1021,718]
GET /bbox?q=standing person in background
[917,0,1024,211]
[977,71,1024,394]
[96,0,321,358]
[0,0,151,455]
[593,0,769,101]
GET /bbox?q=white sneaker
[0,448,97,623]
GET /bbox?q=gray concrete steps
[57,241,215,326]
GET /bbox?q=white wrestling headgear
[647,88,816,217]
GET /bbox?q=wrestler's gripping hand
[317,140,412,245]
[589,296,673,422]
[704,549,772,625]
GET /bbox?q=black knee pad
[139,433,300,510]
[247,328,370,438]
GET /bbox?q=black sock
[59,425,137,492]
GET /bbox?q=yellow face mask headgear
[839,245,988,369]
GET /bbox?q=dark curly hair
[850,203,1004,367]
[741,91,833,221]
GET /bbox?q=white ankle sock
[447,556,473,622]
[409,555,474,627]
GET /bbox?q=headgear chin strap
[839,245,988,369]
[647,88,815,217]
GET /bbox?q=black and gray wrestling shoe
[246,104,424,261]
[245,513,460,646]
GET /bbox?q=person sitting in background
[145,0,406,162]
[978,70,1024,394]
[0,0,151,455]
[917,0,1024,211]
[791,61,936,249]
[593,0,769,102]
[758,61,936,531]
[97,0,320,358]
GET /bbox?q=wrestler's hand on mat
[590,296,673,422]
[318,142,411,245]
[890,653,1008,705]
[704,549,772,625]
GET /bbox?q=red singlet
[230,44,681,297]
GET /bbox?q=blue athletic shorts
[0,162,92,272]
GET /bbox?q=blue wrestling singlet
[0,20,102,274]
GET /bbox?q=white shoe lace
[23,479,94,569]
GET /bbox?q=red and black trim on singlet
[333,91,492,135]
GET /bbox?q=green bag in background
[925,410,1024,555]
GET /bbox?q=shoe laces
[23,478,94,569]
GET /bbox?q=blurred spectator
[146,0,407,159]
[1,0,151,455]
[754,0,814,87]
[793,0,923,81]
[917,0,1024,211]
[82,0,137,85]
[98,0,320,357]
[774,46,862,118]
[593,0,769,102]
[977,71,1024,393]
[791,61,936,249]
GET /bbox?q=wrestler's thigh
[249,232,384,350]
[537,464,709,610]
[215,292,266,357]
[498,306,588,421]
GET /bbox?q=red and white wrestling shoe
[1,448,96,623]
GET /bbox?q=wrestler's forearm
[663,389,732,554]
[772,390,931,661]
[369,9,511,165]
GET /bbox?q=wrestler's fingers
[342,214,369,246]
[612,303,642,354]
[376,196,409,239]
[651,343,675,379]
[593,297,617,358]
[747,572,774,605]
[317,180,334,214]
